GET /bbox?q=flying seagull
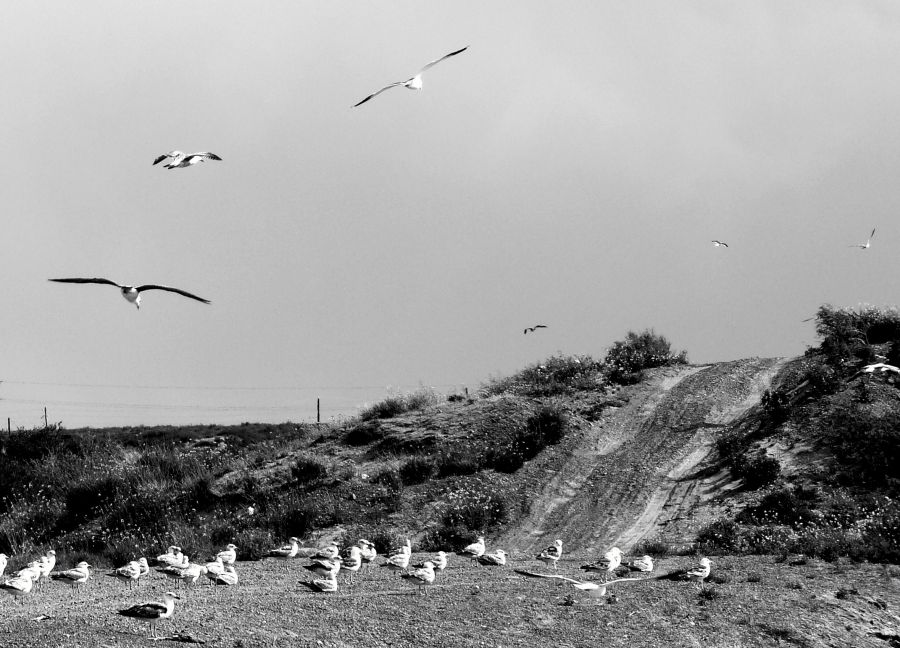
[711,240,728,248]
[524,325,548,335]
[849,227,876,249]
[49,278,210,309]
[353,46,468,107]
[153,151,222,169]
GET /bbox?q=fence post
[317,397,320,424]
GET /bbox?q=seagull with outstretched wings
[353,47,468,107]
[849,227,876,249]
[524,325,548,335]
[153,150,222,169]
[49,277,210,309]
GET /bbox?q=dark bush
[292,455,328,483]
[738,488,817,527]
[733,455,780,490]
[399,455,436,485]
[437,452,482,478]
[697,519,741,553]
[343,421,385,446]
[604,330,688,385]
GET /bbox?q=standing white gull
[118,591,180,638]
[357,539,377,569]
[580,547,623,581]
[49,278,210,309]
[153,151,222,169]
[107,561,142,589]
[626,555,654,573]
[459,536,485,563]
[50,561,91,592]
[267,537,300,560]
[0,574,34,603]
[0,553,7,578]
[536,539,563,571]
[401,561,435,596]
[849,228,876,249]
[312,542,340,561]
[340,546,362,584]
[216,544,238,566]
[414,551,449,571]
[353,47,468,107]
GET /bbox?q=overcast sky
[2,1,899,428]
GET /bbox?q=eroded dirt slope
[499,357,786,554]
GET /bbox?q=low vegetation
[701,303,900,563]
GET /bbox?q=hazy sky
[3,1,899,427]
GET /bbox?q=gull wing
[119,601,167,619]
[189,152,222,161]
[353,82,405,107]
[152,154,170,165]
[514,569,579,584]
[135,284,211,304]
[49,277,122,288]
[418,46,468,73]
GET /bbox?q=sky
[2,1,900,428]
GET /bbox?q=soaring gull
[49,278,210,309]
[153,151,222,169]
[353,47,468,107]
[849,228,876,249]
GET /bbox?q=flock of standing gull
[0,535,713,638]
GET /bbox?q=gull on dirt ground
[37,550,56,590]
[414,551,449,571]
[477,549,508,567]
[157,563,207,589]
[156,546,180,567]
[312,542,340,561]
[401,561,436,596]
[711,240,729,248]
[213,564,239,589]
[515,570,640,602]
[0,553,7,577]
[1,573,34,603]
[118,591,180,638]
[340,546,362,584]
[654,557,713,586]
[536,539,563,571]
[357,539,377,568]
[459,537,486,563]
[267,537,300,560]
[382,552,410,572]
[216,544,237,565]
[49,278,210,309]
[626,555,654,573]
[353,47,468,107]
[581,547,623,581]
[153,151,222,169]
[50,562,91,592]
[305,558,342,578]
[204,558,225,585]
[107,561,142,589]
[524,325,548,335]
[849,228,876,249]
[137,558,150,583]
[299,573,338,593]
[390,538,412,557]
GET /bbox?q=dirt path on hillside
[498,358,786,555]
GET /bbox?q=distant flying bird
[153,150,222,169]
[849,228,876,249]
[524,325,548,335]
[711,240,728,248]
[49,278,210,309]
[353,46,468,107]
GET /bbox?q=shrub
[697,519,742,553]
[633,539,669,557]
[732,455,780,490]
[358,388,439,421]
[343,421,385,446]
[482,355,604,397]
[291,455,328,483]
[436,452,482,478]
[399,455,436,485]
[738,488,817,527]
[604,330,688,385]
[486,404,569,473]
